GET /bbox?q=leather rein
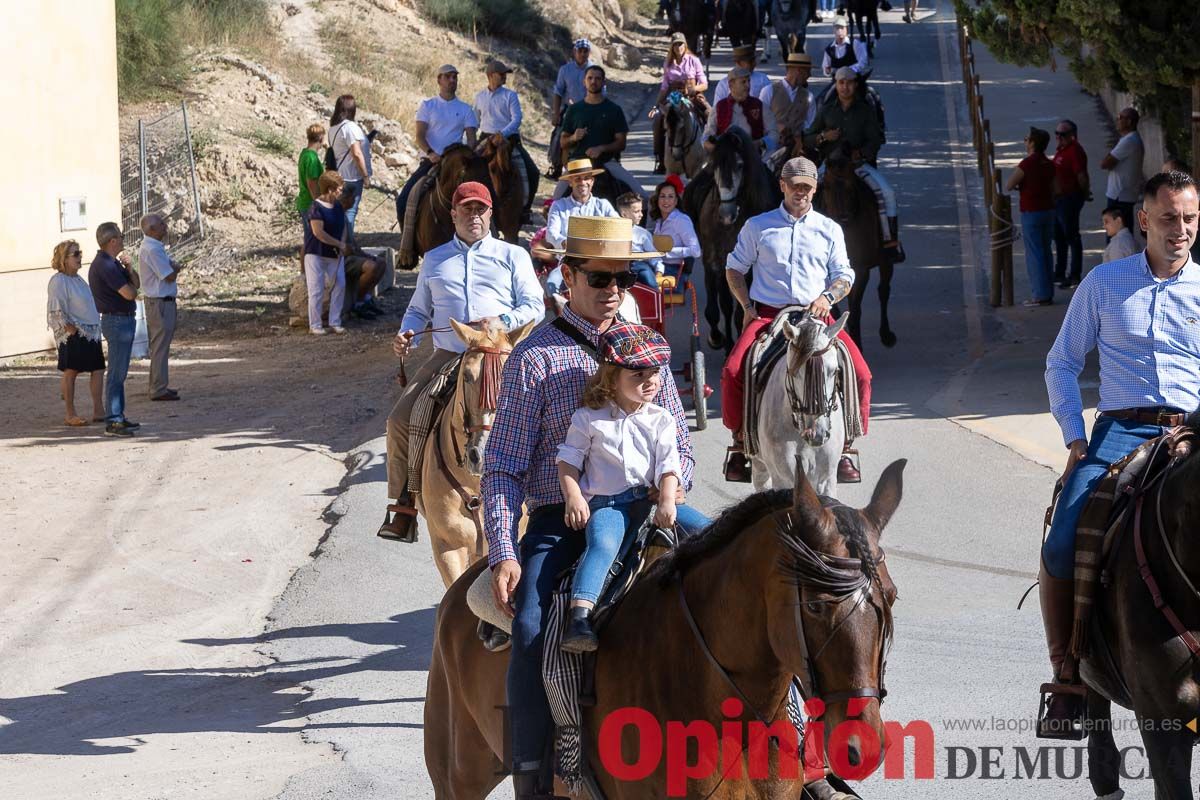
[785,335,840,437]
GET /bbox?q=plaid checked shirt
[482,305,696,566]
[1045,253,1200,446]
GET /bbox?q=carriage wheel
[692,348,708,430]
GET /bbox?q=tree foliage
[954,0,1199,157]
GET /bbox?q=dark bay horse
[663,96,706,178]
[414,143,494,261]
[683,127,780,350]
[424,461,907,799]
[476,136,523,244]
[1072,422,1200,799]
[722,0,760,48]
[815,144,896,350]
[678,0,717,60]
[845,0,881,51]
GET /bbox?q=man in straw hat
[822,16,869,78]
[761,50,817,155]
[543,158,623,297]
[481,215,709,796]
[378,181,543,542]
[723,156,873,485]
[474,58,539,224]
[714,43,770,104]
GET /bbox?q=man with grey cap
[703,66,774,153]
[722,156,872,484]
[397,63,479,241]
[713,43,770,104]
[473,58,538,222]
[805,65,903,262]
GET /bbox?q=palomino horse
[1071,421,1200,799]
[816,144,897,350]
[683,127,781,350]
[413,144,494,263]
[663,95,706,178]
[417,318,536,587]
[476,136,523,245]
[425,460,906,798]
[754,313,848,496]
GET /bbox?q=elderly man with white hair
[137,214,183,402]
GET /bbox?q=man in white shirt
[543,159,622,296]
[1100,107,1145,239]
[761,51,817,156]
[474,59,538,223]
[137,213,183,401]
[821,17,869,78]
[713,44,771,104]
[381,182,544,542]
[397,64,479,237]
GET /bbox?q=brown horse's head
[477,136,514,198]
[436,144,494,203]
[818,142,863,224]
[449,318,536,475]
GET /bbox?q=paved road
[266,1,1151,797]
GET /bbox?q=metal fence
[119,102,205,252]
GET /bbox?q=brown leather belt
[1100,408,1187,426]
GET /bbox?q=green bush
[419,0,545,45]
[248,127,294,157]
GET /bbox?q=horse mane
[655,489,792,581]
[718,128,780,213]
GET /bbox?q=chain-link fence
[120,102,205,252]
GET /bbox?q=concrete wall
[1,2,122,357]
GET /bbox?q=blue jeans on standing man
[508,498,711,773]
[341,179,364,241]
[101,313,136,422]
[1042,415,1170,578]
[1053,191,1085,283]
[1021,209,1055,302]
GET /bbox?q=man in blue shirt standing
[88,222,141,437]
[1039,170,1200,734]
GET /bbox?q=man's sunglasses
[574,264,638,290]
[1055,130,1071,137]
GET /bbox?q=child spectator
[613,192,662,288]
[1101,205,1138,263]
[303,171,349,335]
[297,124,325,219]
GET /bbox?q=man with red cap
[379,181,544,542]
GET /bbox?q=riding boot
[1037,562,1086,739]
[378,493,419,543]
[512,771,540,799]
[804,778,856,800]
[884,216,906,264]
[560,606,599,653]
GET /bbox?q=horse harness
[785,335,841,435]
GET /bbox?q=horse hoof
[880,330,897,348]
[706,330,725,350]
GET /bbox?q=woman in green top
[296,123,325,217]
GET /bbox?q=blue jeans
[508,498,711,770]
[342,179,364,241]
[101,314,136,422]
[1053,192,1085,281]
[1020,209,1054,302]
[631,260,658,289]
[1042,416,1168,578]
[396,160,434,231]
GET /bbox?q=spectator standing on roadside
[88,222,140,437]
[328,95,372,241]
[1101,107,1144,240]
[1051,119,1089,289]
[137,214,183,401]
[304,171,349,335]
[1100,205,1138,263]
[47,240,105,427]
[297,123,325,219]
[1005,126,1057,306]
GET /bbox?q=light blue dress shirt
[725,204,854,308]
[1046,253,1200,445]
[544,195,620,249]
[400,234,545,353]
[473,86,523,138]
[137,236,177,298]
[554,60,596,104]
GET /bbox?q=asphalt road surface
[264,2,1152,797]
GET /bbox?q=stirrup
[1036,681,1088,740]
[477,620,511,652]
[378,504,419,543]
[723,446,752,483]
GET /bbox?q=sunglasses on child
[573,264,638,290]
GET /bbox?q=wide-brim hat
[546,216,667,261]
[784,52,814,69]
[561,157,606,179]
[731,44,758,60]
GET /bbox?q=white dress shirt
[544,194,620,249]
[822,38,870,76]
[138,236,178,298]
[473,86,523,137]
[416,95,479,156]
[714,70,771,104]
[726,204,854,308]
[556,402,681,499]
[653,209,701,264]
[400,234,544,352]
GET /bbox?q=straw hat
[561,157,607,179]
[784,51,814,70]
[546,216,667,261]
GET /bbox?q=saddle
[397,166,441,266]
[404,354,462,497]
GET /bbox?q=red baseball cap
[452,181,492,208]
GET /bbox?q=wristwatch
[499,313,513,330]
[821,291,837,305]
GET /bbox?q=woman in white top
[556,324,709,652]
[327,95,372,240]
[46,240,105,426]
[649,180,701,277]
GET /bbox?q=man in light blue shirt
[1038,170,1200,733]
[381,182,544,542]
[137,213,183,401]
[548,39,596,179]
[542,159,621,297]
[474,59,538,223]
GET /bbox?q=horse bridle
[667,100,700,160]
[785,335,840,440]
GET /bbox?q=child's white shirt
[556,401,681,500]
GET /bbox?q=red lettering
[746,720,801,780]
[828,719,882,781]
[665,720,719,796]
[598,707,662,782]
[883,720,936,779]
[720,698,744,780]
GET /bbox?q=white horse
[753,312,848,496]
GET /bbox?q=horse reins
[786,337,841,436]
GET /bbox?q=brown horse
[1073,422,1200,799]
[418,318,535,587]
[413,144,495,263]
[425,460,906,799]
[476,136,523,245]
[815,144,896,350]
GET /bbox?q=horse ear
[449,318,478,346]
[863,459,907,535]
[825,312,849,340]
[792,456,824,530]
[506,319,537,347]
[781,321,799,341]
